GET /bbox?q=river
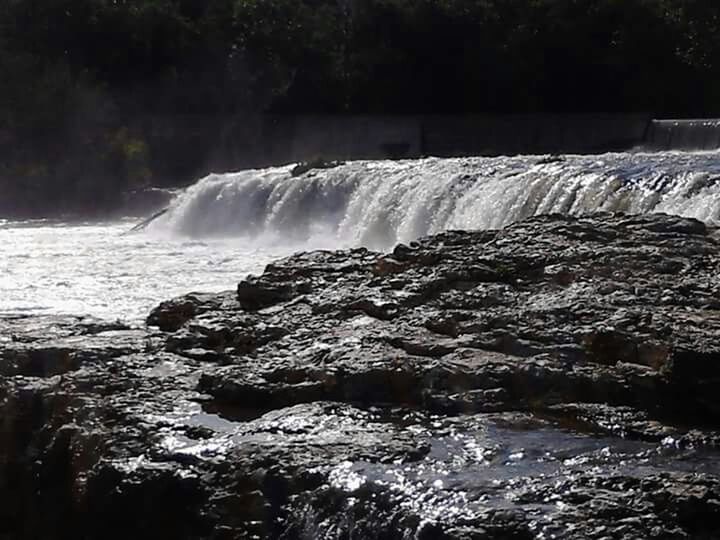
[2,151,719,324]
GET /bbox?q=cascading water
[153,152,720,250]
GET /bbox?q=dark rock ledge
[3,213,720,539]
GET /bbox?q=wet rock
[4,213,720,538]
[236,278,301,311]
[147,293,234,331]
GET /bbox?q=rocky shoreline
[3,212,720,539]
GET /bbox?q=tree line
[1,0,719,215]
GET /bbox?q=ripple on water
[0,221,292,322]
[320,410,720,529]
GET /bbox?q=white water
[0,221,293,323]
[154,152,720,249]
[3,152,720,323]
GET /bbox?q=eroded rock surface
[3,213,720,539]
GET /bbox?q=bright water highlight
[3,151,720,322]
[0,221,290,322]
[156,152,720,249]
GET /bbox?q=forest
[1,0,720,215]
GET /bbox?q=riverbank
[3,212,720,538]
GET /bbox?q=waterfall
[152,153,720,250]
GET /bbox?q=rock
[290,158,344,178]
[4,213,720,538]
[147,293,238,331]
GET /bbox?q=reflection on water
[4,151,720,323]
[0,220,295,322]
[129,396,720,535]
[323,412,717,525]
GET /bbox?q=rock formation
[3,213,720,539]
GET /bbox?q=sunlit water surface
[3,151,720,323]
[0,220,298,323]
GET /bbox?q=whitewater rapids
[153,152,720,250]
[3,151,720,323]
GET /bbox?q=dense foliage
[1,0,720,214]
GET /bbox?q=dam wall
[421,114,650,156]
[251,113,651,164]
[138,114,720,186]
[644,119,720,151]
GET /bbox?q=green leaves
[3,0,720,116]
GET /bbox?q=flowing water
[4,151,720,536]
[0,220,291,322]
[2,151,720,323]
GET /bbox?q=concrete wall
[645,119,720,151]
[259,115,422,163]
[422,114,650,156]
[247,113,651,166]
[138,113,655,184]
